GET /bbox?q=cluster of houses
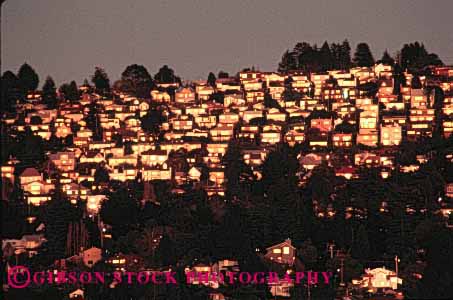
[2,63,453,298]
[2,64,453,209]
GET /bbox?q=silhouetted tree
[121,64,154,98]
[17,63,39,94]
[353,43,375,67]
[59,81,80,101]
[278,50,297,73]
[218,70,229,78]
[154,65,181,84]
[42,76,57,108]
[1,71,22,111]
[91,67,111,95]
[379,50,395,65]
[207,72,216,87]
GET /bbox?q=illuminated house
[49,152,76,172]
[358,267,402,293]
[194,114,217,129]
[407,108,435,140]
[266,108,287,122]
[241,110,263,123]
[246,90,265,103]
[311,118,333,133]
[196,85,215,101]
[210,124,234,142]
[285,130,305,146]
[150,90,171,103]
[175,87,196,103]
[332,132,353,148]
[380,124,402,146]
[264,238,296,266]
[218,112,240,124]
[20,168,42,186]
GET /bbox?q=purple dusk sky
[2,0,453,86]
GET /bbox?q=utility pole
[395,255,400,286]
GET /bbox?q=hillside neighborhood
[2,41,453,300]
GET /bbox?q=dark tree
[154,65,181,84]
[42,193,82,262]
[353,43,375,67]
[100,187,140,239]
[351,224,370,262]
[91,67,111,95]
[418,228,453,299]
[379,50,395,65]
[94,165,109,184]
[207,72,216,88]
[83,101,103,140]
[140,107,166,134]
[411,75,422,89]
[121,64,154,98]
[319,41,333,71]
[218,71,229,78]
[400,42,443,71]
[339,39,352,69]
[1,71,22,111]
[17,63,39,93]
[59,81,80,101]
[278,50,297,73]
[42,76,57,108]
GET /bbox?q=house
[49,152,76,172]
[141,149,168,167]
[335,166,357,180]
[188,167,202,181]
[380,124,402,146]
[266,108,286,122]
[210,124,234,142]
[264,238,296,266]
[82,247,102,268]
[175,87,196,103]
[300,153,322,170]
[151,90,171,103]
[311,118,332,133]
[285,130,305,146]
[2,234,46,258]
[20,168,42,186]
[219,112,240,125]
[141,164,172,181]
[196,85,215,101]
[356,267,402,293]
[86,195,106,214]
[332,132,353,148]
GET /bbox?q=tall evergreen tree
[319,41,333,71]
[379,50,395,65]
[91,67,110,95]
[207,72,216,88]
[42,76,57,108]
[353,43,375,67]
[17,63,39,94]
[1,71,22,111]
[339,39,352,70]
[59,81,80,101]
[278,50,297,73]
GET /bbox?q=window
[283,247,290,254]
[273,248,281,254]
